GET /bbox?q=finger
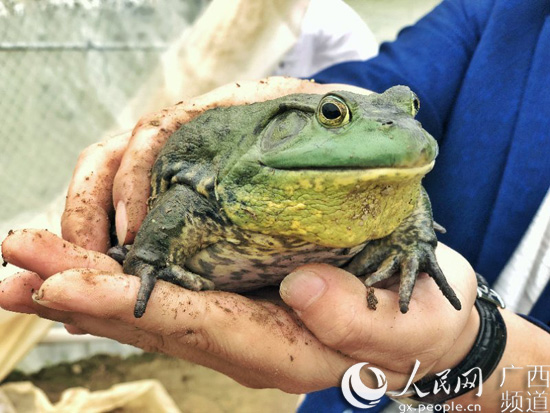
[113,99,221,244]
[0,276,185,366]
[0,271,44,313]
[0,272,198,358]
[2,229,121,278]
[280,264,403,362]
[0,271,91,329]
[291,79,373,96]
[113,127,173,244]
[62,132,131,252]
[34,269,307,341]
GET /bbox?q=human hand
[61,76,371,252]
[0,229,477,393]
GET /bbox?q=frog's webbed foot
[346,188,461,313]
[346,239,461,313]
[106,219,216,317]
[159,264,215,292]
[129,258,215,318]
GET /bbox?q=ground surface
[4,353,300,412]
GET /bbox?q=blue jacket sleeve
[313,0,493,139]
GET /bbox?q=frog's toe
[364,255,420,313]
[397,249,461,313]
[134,263,158,318]
[132,264,216,318]
[107,245,130,265]
[364,256,398,286]
[345,240,387,275]
[397,257,419,313]
[423,252,462,311]
[352,242,461,313]
[158,265,215,291]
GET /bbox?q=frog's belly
[184,237,366,292]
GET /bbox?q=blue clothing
[300,0,550,411]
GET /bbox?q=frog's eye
[412,96,420,116]
[316,95,350,128]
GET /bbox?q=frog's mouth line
[260,161,435,181]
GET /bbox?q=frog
[111,86,462,318]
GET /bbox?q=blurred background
[0,0,439,411]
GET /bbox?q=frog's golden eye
[317,95,350,128]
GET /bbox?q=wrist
[431,303,480,374]
[389,273,507,406]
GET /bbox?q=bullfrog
[113,86,461,318]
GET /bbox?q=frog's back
[157,94,322,173]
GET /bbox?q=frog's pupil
[322,102,341,120]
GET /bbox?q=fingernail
[32,289,49,305]
[32,289,64,310]
[115,201,128,245]
[280,270,327,311]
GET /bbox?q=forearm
[450,309,550,411]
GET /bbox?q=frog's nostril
[381,121,394,126]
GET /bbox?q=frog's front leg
[346,188,461,313]
[121,185,226,318]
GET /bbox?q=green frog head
[259,86,436,169]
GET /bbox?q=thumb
[279,264,399,361]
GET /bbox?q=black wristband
[391,273,507,405]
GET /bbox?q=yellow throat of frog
[217,162,434,248]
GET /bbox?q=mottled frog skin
[114,86,461,318]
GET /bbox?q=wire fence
[0,0,205,222]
